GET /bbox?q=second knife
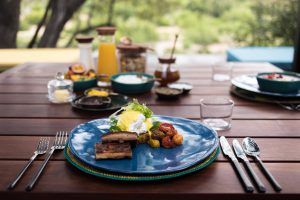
[233,139,266,192]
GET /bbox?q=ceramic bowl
[111,72,154,94]
[73,78,97,92]
[256,72,300,94]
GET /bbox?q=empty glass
[212,61,232,81]
[200,97,234,131]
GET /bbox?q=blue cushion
[227,46,294,70]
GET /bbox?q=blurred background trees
[0,0,298,53]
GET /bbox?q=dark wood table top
[0,59,299,200]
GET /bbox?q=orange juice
[97,43,118,81]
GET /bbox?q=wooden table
[0,58,299,200]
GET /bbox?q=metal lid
[96,26,116,35]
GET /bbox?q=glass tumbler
[212,61,232,81]
[200,97,234,131]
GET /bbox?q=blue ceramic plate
[232,75,300,97]
[68,115,219,175]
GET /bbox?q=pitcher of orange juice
[96,27,118,82]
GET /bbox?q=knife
[220,136,254,192]
[233,139,266,192]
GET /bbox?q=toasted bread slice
[101,131,137,146]
[95,142,132,160]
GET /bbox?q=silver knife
[220,136,254,192]
[233,139,266,192]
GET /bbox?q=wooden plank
[0,93,265,106]
[0,84,232,95]
[0,119,299,138]
[0,136,299,162]
[0,161,299,197]
[0,104,299,119]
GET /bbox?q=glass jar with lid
[47,72,74,103]
[154,57,180,86]
[117,44,147,72]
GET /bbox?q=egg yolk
[117,110,152,132]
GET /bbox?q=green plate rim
[64,146,220,181]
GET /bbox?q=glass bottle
[47,72,73,103]
[75,36,95,71]
[96,27,118,82]
[154,57,180,86]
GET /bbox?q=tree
[0,0,21,48]
[38,0,85,47]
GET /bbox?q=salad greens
[124,99,153,118]
[109,99,153,132]
[109,117,121,132]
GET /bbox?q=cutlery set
[8,131,68,191]
[220,136,282,193]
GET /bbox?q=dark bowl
[76,96,112,108]
[155,87,183,99]
[73,78,98,92]
[256,72,300,94]
[111,72,154,94]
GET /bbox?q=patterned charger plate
[64,146,220,181]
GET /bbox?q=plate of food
[71,89,130,112]
[67,100,219,174]
[232,74,300,97]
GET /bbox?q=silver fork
[8,137,49,189]
[26,131,68,191]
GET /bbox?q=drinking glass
[200,97,234,131]
[212,61,232,81]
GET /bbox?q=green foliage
[17,0,298,50]
[116,17,158,43]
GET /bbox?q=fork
[8,137,49,189]
[277,103,300,111]
[26,131,68,191]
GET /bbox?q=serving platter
[231,75,300,97]
[67,115,219,175]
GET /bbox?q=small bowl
[111,72,154,94]
[155,87,183,99]
[73,78,97,92]
[76,96,112,108]
[257,72,300,94]
[168,82,193,94]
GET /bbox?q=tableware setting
[64,100,219,181]
[231,73,300,110]
[220,136,282,193]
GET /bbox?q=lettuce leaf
[109,116,121,132]
[125,99,153,118]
